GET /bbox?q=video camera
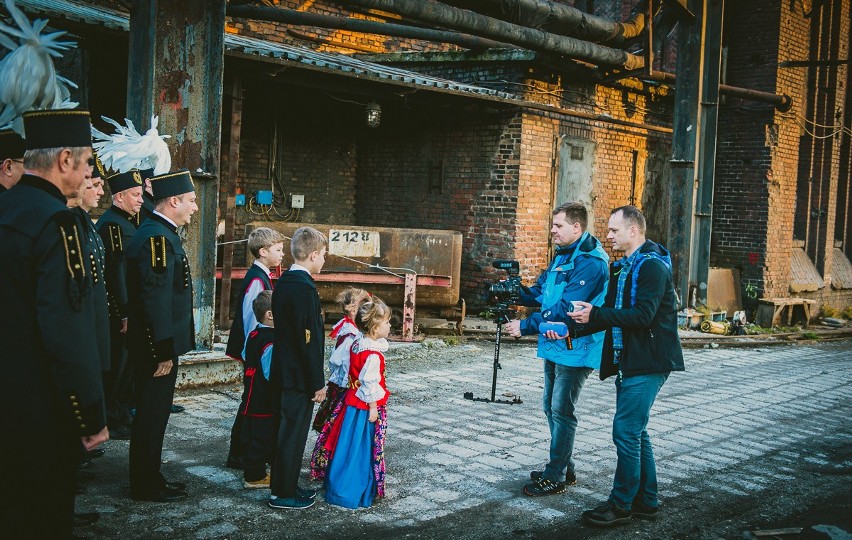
[487,259,521,324]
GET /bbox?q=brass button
[70,250,76,255]
[80,424,87,430]
[76,416,83,421]
[72,402,78,407]
[70,395,77,400]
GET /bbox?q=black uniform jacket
[242,325,275,417]
[74,207,111,372]
[270,269,325,394]
[96,205,138,321]
[125,212,195,366]
[226,263,272,361]
[0,175,106,437]
[577,240,685,381]
[136,191,155,226]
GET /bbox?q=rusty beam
[127,0,226,350]
[402,273,417,341]
[218,75,243,330]
[227,4,511,50]
[214,268,453,288]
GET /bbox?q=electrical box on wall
[235,194,246,206]
[256,190,273,205]
[291,194,304,209]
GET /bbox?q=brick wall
[714,0,851,316]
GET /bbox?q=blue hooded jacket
[518,232,609,368]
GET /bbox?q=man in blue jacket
[505,202,609,496]
[569,205,684,526]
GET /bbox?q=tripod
[464,309,522,405]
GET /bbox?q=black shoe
[226,455,243,469]
[77,468,96,482]
[170,404,185,413]
[296,486,317,500]
[86,447,105,459]
[631,499,659,519]
[523,477,566,497]
[110,424,132,440]
[582,500,631,527]
[530,469,577,485]
[131,486,188,502]
[165,480,187,490]
[268,496,315,510]
[73,511,99,527]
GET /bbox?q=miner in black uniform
[136,167,157,225]
[0,129,26,193]
[0,109,109,538]
[125,169,197,502]
[69,156,111,375]
[98,168,146,439]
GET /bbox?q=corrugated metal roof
[13,0,518,101]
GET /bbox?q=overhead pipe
[643,71,792,111]
[437,0,649,44]
[337,0,644,69]
[227,4,511,50]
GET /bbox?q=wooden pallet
[756,297,816,328]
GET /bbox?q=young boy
[268,227,328,510]
[241,290,276,489]
[226,227,285,469]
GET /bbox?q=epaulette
[105,223,123,253]
[54,212,89,311]
[149,236,168,274]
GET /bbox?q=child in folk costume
[324,300,392,509]
[309,287,371,480]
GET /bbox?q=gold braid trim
[58,225,74,277]
[73,227,86,278]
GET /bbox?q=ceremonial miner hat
[150,169,194,199]
[23,109,92,150]
[138,168,155,182]
[91,151,107,179]
[0,129,26,161]
[107,169,145,194]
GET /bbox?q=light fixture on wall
[365,100,381,128]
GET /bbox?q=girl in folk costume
[324,299,391,509]
[309,287,371,480]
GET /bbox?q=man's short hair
[252,289,273,321]
[248,227,284,259]
[23,146,89,171]
[553,201,588,230]
[290,226,327,261]
[611,205,646,234]
[153,192,190,211]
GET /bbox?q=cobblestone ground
[77,340,852,539]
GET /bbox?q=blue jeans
[609,372,669,510]
[541,361,593,483]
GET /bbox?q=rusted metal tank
[247,221,463,309]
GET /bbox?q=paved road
[76,339,852,539]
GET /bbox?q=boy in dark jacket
[241,290,276,489]
[225,227,284,469]
[569,205,684,527]
[268,226,328,510]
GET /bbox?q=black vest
[226,263,272,360]
[96,205,138,321]
[241,326,274,417]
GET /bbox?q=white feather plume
[0,0,79,134]
[92,115,172,175]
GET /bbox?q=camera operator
[504,202,609,497]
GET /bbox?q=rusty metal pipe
[438,0,648,44]
[642,70,792,111]
[227,4,510,50]
[338,0,644,69]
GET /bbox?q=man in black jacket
[97,169,145,439]
[569,205,684,527]
[125,169,197,502]
[0,109,109,538]
[268,226,327,510]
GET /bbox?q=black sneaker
[631,499,659,519]
[523,477,566,497]
[582,500,631,527]
[530,469,577,485]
